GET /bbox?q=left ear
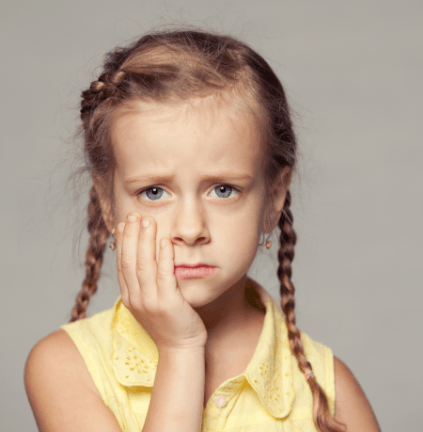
[263,166,292,233]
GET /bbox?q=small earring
[259,233,272,249]
[109,228,117,251]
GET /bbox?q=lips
[175,263,213,268]
[174,264,216,279]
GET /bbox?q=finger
[135,216,158,301]
[120,212,143,300]
[115,222,129,305]
[156,237,178,301]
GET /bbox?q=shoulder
[24,329,122,431]
[25,329,102,399]
[25,329,81,374]
[333,356,382,432]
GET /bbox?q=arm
[142,346,205,432]
[24,330,123,432]
[24,330,205,432]
[334,356,382,432]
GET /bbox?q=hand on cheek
[114,212,209,352]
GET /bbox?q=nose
[170,199,210,247]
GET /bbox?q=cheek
[215,213,261,277]
[218,205,262,251]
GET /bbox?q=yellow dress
[61,278,335,431]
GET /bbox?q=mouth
[174,264,216,279]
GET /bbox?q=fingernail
[160,238,166,249]
[141,217,150,228]
[127,213,137,223]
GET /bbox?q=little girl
[24,29,381,432]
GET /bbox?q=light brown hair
[69,28,346,432]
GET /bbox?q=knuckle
[143,215,155,227]
[136,256,150,273]
[125,229,138,238]
[126,229,138,239]
[121,253,132,270]
[156,267,168,280]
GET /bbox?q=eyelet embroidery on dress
[112,329,159,386]
[114,313,140,339]
[109,278,295,418]
[111,300,159,387]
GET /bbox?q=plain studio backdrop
[1,1,422,430]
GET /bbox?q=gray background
[1,0,422,431]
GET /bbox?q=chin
[177,280,219,307]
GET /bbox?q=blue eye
[138,187,170,201]
[210,185,239,199]
[138,184,239,202]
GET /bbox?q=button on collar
[214,395,227,408]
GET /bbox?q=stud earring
[109,228,117,251]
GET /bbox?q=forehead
[111,96,264,179]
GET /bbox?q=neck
[193,276,266,350]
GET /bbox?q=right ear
[92,174,116,234]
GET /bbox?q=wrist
[158,345,205,357]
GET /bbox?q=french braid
[80,70,127,121]
[68,71,126,323]
[277,190,346,432]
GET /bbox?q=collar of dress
[110,278,295,419]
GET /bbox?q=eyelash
[137,184,240,202]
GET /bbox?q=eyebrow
[125,173,253,184]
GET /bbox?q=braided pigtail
[68,68,128,322]
[69,40,347,432]
[277,191,346,432]
[69,186,109,322]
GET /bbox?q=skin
[94,95,290,357]
[24,94,382,432]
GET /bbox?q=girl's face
[107,97,286,309]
